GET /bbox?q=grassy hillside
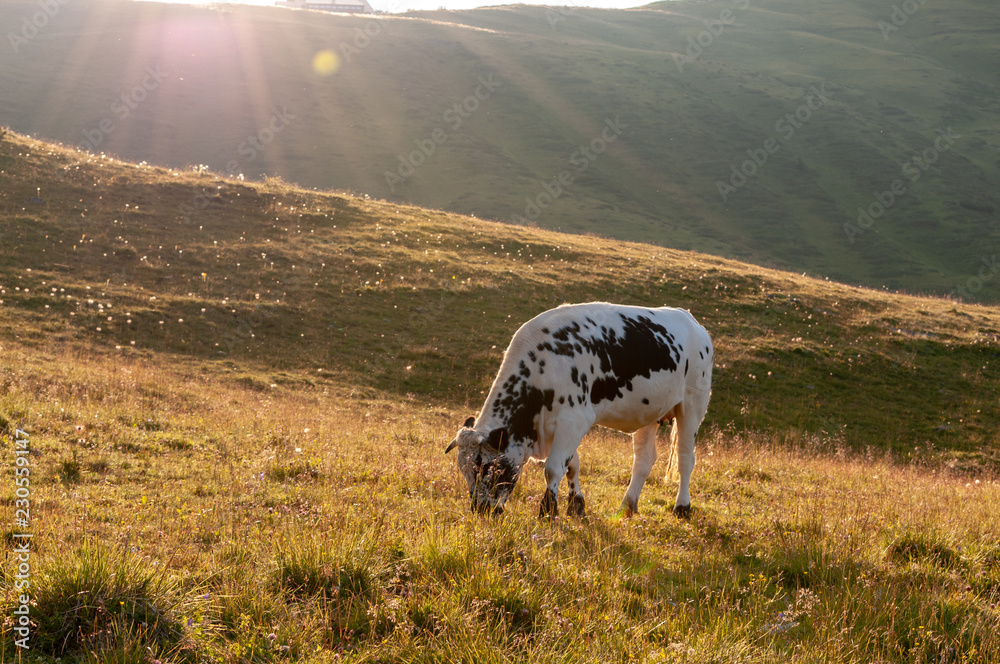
[2,128,999,464]
[1,0,997,302]
[1,131,1000,661]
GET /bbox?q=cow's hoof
[619,497,638,519]
[539,489,558,518]
[567,492,586,518]
[673,503,692,520]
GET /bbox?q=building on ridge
[275,0,375,14]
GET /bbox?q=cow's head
[445,416,521,515]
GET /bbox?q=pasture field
[1,129,999,661]
[2,347,999,663]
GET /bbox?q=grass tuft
[9,545,199,660]
[59,453,83,484]
[885,531,960,569]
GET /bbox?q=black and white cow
[446,302,713,518]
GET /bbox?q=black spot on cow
[489,380,555,444]
[551,322,581,342]
[492,456,518,489]
[478,454,520,501]
[494,312,683,441]
[486,427,509,453]
[685,358,689,376]
[588,314,680,405]
[537,339,577,356]
[642,398,649,405]
[699,351,704,360]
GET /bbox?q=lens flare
[312,50,340,76]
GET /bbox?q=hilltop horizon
[131,0,649,13]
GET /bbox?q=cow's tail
[664,417,679,480]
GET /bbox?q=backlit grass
[1,348,998,662]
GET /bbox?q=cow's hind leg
[620,422,658,517]
[565,452,585,517]
[671,400,705,520]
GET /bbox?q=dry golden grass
[2,344,999,662]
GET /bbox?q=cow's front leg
[540,417,591,519]
[539,485,557,517]
[565,452,586,517]
[620,422,658,517]
[540,461,563,518]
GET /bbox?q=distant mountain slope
[0,0,997,301]
[1,130,998,468]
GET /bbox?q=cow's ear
[463,416,476,428]
[485,427,509,453]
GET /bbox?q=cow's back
[499,302,711,435]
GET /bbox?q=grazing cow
[445,302,713,518]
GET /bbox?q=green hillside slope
[1,129,998,468]
[0,0,997,302]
